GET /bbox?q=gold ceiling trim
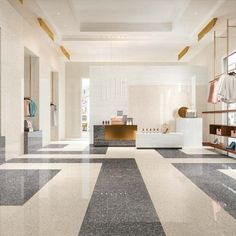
[198,18,218,41]
[37,18,54,41]
[60,46,70,60]
[178,46,190,60]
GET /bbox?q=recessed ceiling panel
[70,0,190,23]
[80,22,172,32]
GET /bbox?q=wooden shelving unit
[202,109,236,114]
[210,124,236,138]
[203,142,236,155]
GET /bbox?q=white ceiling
[24,0,236,62]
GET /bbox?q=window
[228,52,236,71]
[227,52,236,123]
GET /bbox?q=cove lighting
[60,46,70,60]
[198,18,218,41]
[178,46,190,60]
[37,18,54,41]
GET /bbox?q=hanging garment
[216,74,226,100]
[50,104,58,127]
[29,100,37,117]
[217,74,236,104]
[24,99,30,117]
[225,74,236,103]
[208,79,218,104]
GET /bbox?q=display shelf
[210,124,236,138]
[203,20,236,157]
[202,109,236,114]
[203,142,236,155]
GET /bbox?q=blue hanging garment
[29,100,37,117]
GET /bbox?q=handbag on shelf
[24,120,33,132]
[216,128,222,135]
[231,130,236,138]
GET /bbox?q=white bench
[136,132,184,148]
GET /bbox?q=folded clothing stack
[111,116,124,125]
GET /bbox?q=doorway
[50,72,59,141]
[81,78,90,138]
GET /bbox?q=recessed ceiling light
[194,11,198,16]
[56,12,61,16]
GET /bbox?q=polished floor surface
[0,140,236,235]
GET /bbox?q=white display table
[176,118,202,148]
[136,132,184,149]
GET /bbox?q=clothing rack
[203,19,236,157]
[209,69,236,83]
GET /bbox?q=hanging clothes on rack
[208,79,219,104]
[29,100,37,117]
[24,98,37,117]
[216,73,236,104]
[50,103,58,127]
[24,99,31,117]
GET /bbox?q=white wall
[65,63,86,139]
[65,62,206,138]
[89,65,208,143]
[0,0,65,159]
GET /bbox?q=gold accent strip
[178,46,190,60]
[105,125,137,141]
[37,18,54,41]
[60,46,70,60]
[198,18,217,41]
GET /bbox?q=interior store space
[0,0,236,235]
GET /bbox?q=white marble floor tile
[180,147,217,155]
[135,150,236,236]
[2,139,236,236]
[219,169,236,180]
[0,163,101,236]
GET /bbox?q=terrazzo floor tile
[32,145,108,155]
[6,158,165,235]
[43,144,69,148]
[0,169,60,205]
[173,163,236,219]
[156,148,226,158]
[79,159,165,236]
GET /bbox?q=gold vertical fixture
[198,18,218,41]
[19,0,23,4]
[37,18,54,41]
[51,73,54,104]
[29,56,32,98]
[60,46,70,60]
[178,46,190,60]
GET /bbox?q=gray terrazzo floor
[173,163,236,219]
[79,159,165,236]
[43,144,69,148]
[0,169,60,205]
[6,158,165,235]
[156,148,226,158]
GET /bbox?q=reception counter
[94,125,137,147]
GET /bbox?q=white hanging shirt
[217,74,236,104]
[50,104,58,127]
